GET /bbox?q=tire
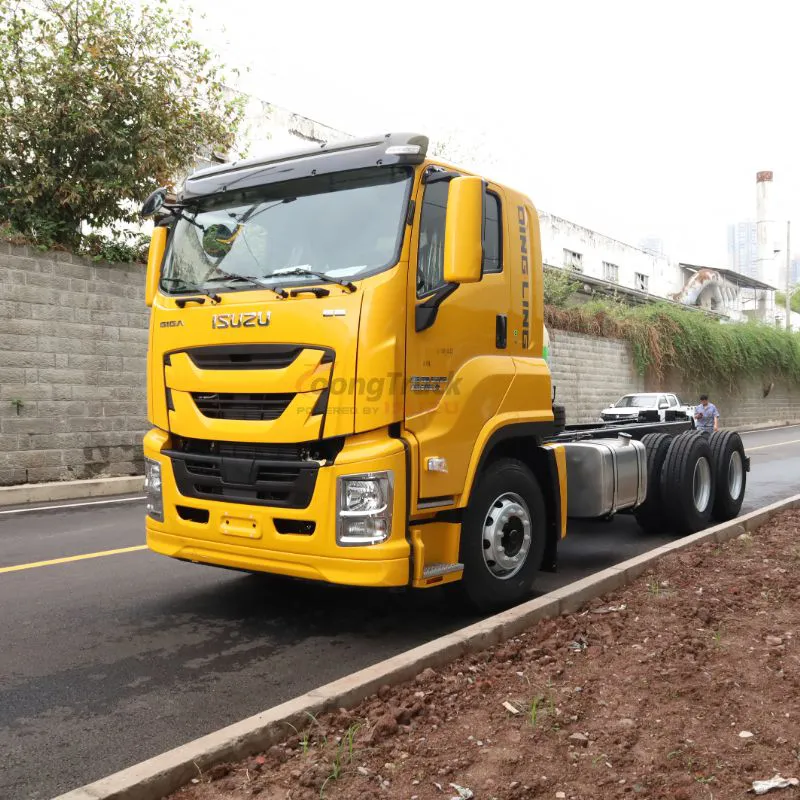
[459,458,546,612]
[709,431,747,521]
[552,404,566,433]
[634,433,671,533]
[659,432,715,535]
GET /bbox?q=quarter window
[483,192,502,274]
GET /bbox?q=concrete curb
[51,494,800,800]
[0,476,144,508]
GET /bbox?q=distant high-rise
[639,235,664,256]
[727,221,758,279]
[791,257,800,286]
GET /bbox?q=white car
[600,393,695,425]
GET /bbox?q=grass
[647,577,662,596]
[527,690,558,728]
[319,722,362,798]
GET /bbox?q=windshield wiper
[205,267,289,299]
[271,266,356,292]
[160,277,220,305]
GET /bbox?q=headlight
[336,471,393,546]
[144,458,164,522]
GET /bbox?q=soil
[170,511,800,800]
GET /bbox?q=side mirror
[145,226,168,307]
[443,176,484,284]
[140,186,168,218]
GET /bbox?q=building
[791,258,800,287]
[727,221,758,280]
[638,235,665,256]
[538,212,680,300]
[677,263,775,323]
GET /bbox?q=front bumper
[143,428,410,588]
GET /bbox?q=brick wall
[550,329,800,429]
[0,244,147,486]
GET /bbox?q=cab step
[423,562,464,579]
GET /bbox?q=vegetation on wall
[0,0,243,256]
[546,301,800,388]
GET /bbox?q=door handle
[495,314,507,349]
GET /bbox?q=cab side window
[416,181,503,297]
[416,181,450,296]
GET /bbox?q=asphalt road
[1,426,798,800]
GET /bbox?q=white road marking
[0,496,146,516]
[745,438,800,452]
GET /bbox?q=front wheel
[459,458,546,612]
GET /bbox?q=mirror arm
[415,283,458,333]
[165,205,203,229]
[423,168,461,184]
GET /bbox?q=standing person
[694,394,719,435]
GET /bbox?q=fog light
[336,471,393,546]
[144,458,164,522]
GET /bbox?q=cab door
[404,170,512,503]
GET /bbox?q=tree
[543,266,580,307]
[775,288,800,315]
[0,0,244,247]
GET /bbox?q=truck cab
[141,133,567,611]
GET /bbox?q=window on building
[603,261,619,283]
[563,249,583,272]
[416,180,503,295]
[634,272,649,293]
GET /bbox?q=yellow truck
[140,133,748,611]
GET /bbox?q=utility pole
[786,221,791,331]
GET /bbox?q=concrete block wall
[550,330,645,424]
[550,329,800,430]
[0,244,148,485]
[2,243,800,486]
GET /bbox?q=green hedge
[546,302,800,387]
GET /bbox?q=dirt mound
[172,511,800,800]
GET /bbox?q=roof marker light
[385,145,421,156]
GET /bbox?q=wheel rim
[728,450,744,499]
[693,456,712,512]
[481,492,532,580]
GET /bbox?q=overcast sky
[193,0,798,266]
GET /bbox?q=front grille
[191,392,294,421]
[166,436,345,509]
[186,345,305,370]
[174,344,334,370]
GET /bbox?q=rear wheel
[459,458,546,612]
[659,432,715,535]
[709,431,747,521]
[634,433,671,533]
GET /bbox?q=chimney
[756,171,778,288]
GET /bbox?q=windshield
[614,395,658,408]
[160,166,412,293]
